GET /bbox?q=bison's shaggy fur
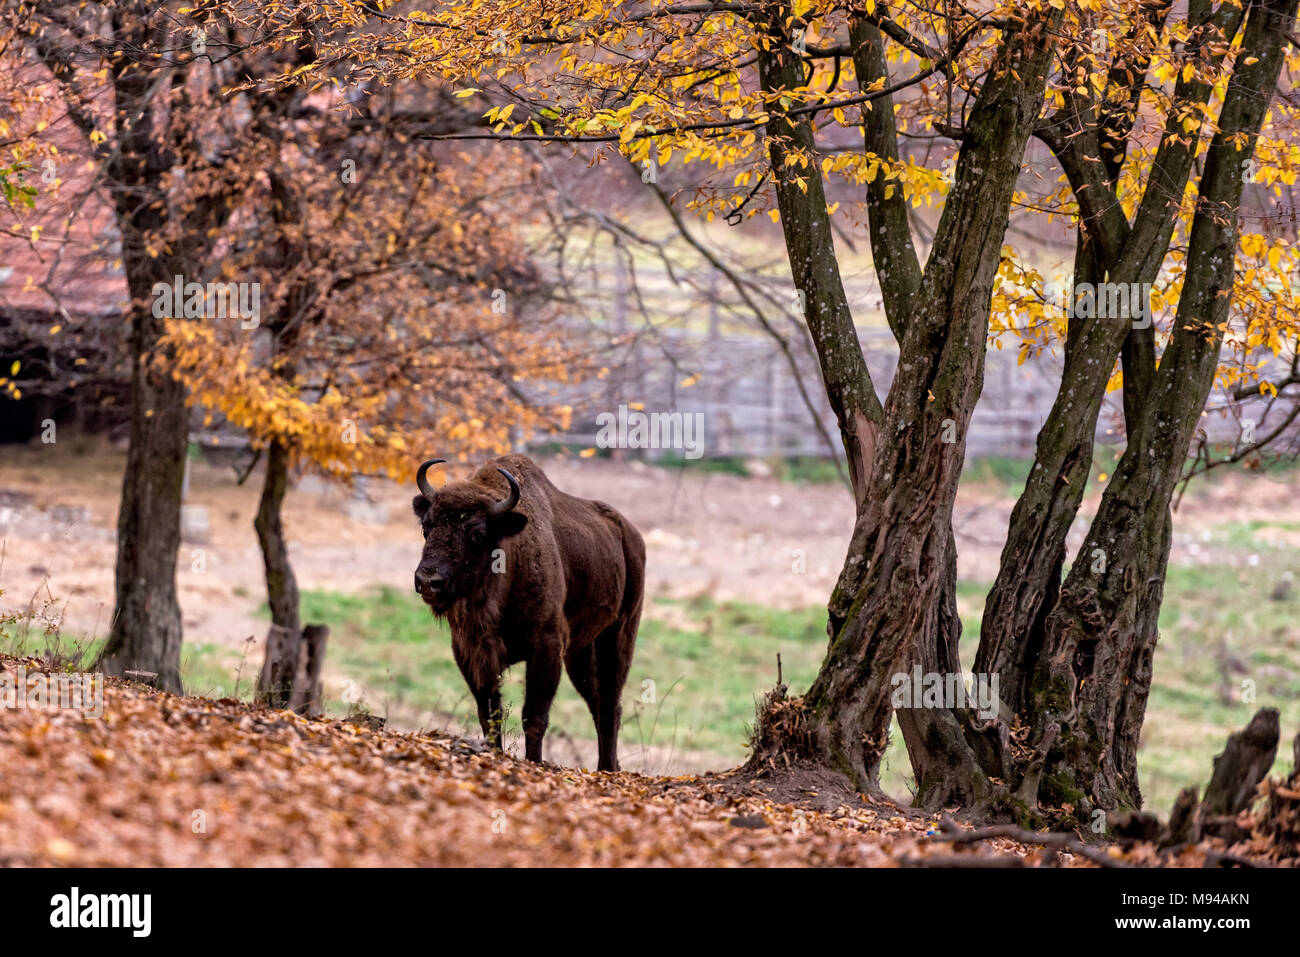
[412,454,645,771]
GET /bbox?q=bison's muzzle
[413,567,449,607]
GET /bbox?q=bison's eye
[467,524,486,546]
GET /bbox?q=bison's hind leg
[592,620,636,772]
[522,633,564,764]
[565,642,601,732]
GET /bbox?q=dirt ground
[1,440,1293,654]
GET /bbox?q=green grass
[961,455,1035,492]
[1202,518,1300,553]
[647,452,751,478]
[294,587,832,763]
[277,566,1297,812]
[178,641,260,699]
[773,457,849,485]
[0,631,99,672]
[0,602,257,698]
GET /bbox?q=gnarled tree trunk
[976,0,1247,729]
[753,4,1063,798]
[1026,0,1297,815]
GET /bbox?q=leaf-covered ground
[0,656,1287,867]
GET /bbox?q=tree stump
[1181,707,1280,843]
[1159,787,1199,847]
[256,622,328,717]
[1148,711,1288,853]
[1202,707,1279,817]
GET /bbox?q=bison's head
[411,459,528,613]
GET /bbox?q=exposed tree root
[933,816,1127,868]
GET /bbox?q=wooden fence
[541,327,1112,460]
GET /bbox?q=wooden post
[256,622,329,715]
[288,624,329,718]
[256,624,299,710]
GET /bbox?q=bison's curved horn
[415,458,446,500]
[488,468,520,515]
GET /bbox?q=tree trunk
[95,278,189,694]
[746,7,889,789]
[1027,0,1296,814]
[287,624,328,717]
[82,8,242,694]
[781,8,1062,794]
[33,3,271,695]
[756,26,883,512]
[975,0,1249,726]
[1201,708,1280,818]
[844,19,994,807]
[254,439,301,637]
[92,54,193,693]
[257,624,301,709]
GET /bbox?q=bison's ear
[412,495,432,521]
[490,511,528,540]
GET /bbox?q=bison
[411,453,645,771]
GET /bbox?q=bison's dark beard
[419,568,508,631]
[416,563,490,616]
[417,588,453,615]
[444,586,510,691]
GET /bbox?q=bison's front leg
[452,645,504,751]
[522,636,563,763]
[474,685,504,752]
